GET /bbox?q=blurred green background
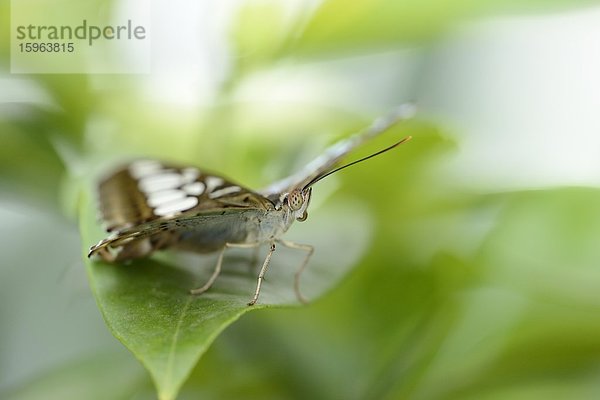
[2,0,600,399]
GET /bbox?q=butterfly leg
[248,242,276,306]
[277,240,314,304]
[190,242,261,296]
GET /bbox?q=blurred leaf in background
[2,0,600,399]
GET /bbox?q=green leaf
[379,188,600,399]
[79,188,372,400]
[291,0,600,55]
[228,1,292,75]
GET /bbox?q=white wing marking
[183,182,206,196]
[205,176,224,193]
[154,196,199,217]
[128,160,163,179]
[147,190,187,207]
[209,186,241,199]
[139,173,184,192]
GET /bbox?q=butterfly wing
[259,104,415,198]
[90,159,273,261]
[89,208,256,260]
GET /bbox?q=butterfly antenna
[305,136,412,189]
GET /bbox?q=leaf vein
[163,295,194,393]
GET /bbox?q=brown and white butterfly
[88,105,415,305]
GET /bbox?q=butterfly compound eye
[288,189,304,211]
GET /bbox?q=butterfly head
[284,187,312,222]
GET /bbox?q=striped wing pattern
[90,159,272,260]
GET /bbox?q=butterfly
[88,105,415,305]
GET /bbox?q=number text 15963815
[19,42,74,52]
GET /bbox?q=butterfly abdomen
[174,209,279,252]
